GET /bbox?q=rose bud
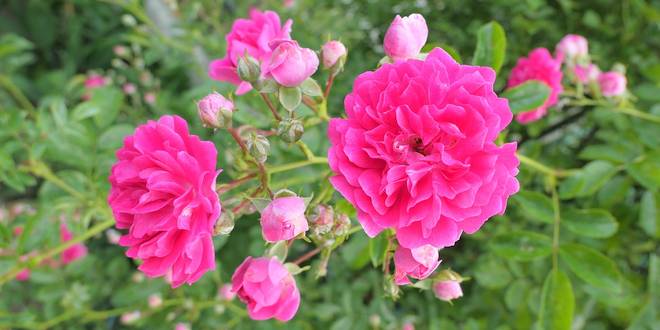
[213,210,235,236]
[197,92,234,129]
[573,63,600,83]
[277,118,304,143]
[232,256,300,321]
[402,323,415,330]
[383,14,428,61]
[393,245,440,285]
[433,280,463,302]
[321,40,347,71]
[267,39,319,87]
[148,294,163,308]
[333,213,351,237]
[219,283,236,301]
[123,83,136,95]
[260,196,309,242]
[555,34,588,62]
[237,54,261,83]
[174,323,190,330]
[598,71,627,97]
[144,92,156,104]
[60,223,88,264]
[246,133,270,164]
[309,205,334,237]
[120,311,141,324]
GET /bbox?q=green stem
[0,74,35,114]
[267,157,328,174]
[0,217,115,285]
[517,154,573,178]
[612,107,660,123]
[550,176,561,270]
[25,161,86,200]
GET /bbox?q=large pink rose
[208,9,292,95]
[507,48,563,123]
[232,256,300,321]
[328,48,519,249]
[393,245,440,285]
[108,115,221,288]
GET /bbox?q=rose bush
[0,1,658,329]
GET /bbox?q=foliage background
[0,0,659,329]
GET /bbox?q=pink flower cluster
[108,115,221,288]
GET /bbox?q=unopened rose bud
[383,14,428,61]
[197,92,234,129]
[148,294,163,308]
[246,133,270,163]
[237,54,261,83]
[598,71,627,97]
[213,211,235,236]
[384,275,400,300]
[267,39,319,87]
[218,283,236,301]
[433,280,463,302]
[120,311,141,324]
[114,45,129,57]
[555,34,588,62]
[174,322,190,330]
[144,92,156,105]
[121,14,137,27]
[132,272,145,283]
[333,213,351,236]
[277,118,304,143]
[369,314,381,328]
[260,196,309,242]
[105,229,121,244]
[321,40,347,72]
[123,83,137,95]
[309,205,334,237]
[402,323,415,330]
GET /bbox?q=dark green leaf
[491,231,552,261]
[639,191,659,238]
[627,152,660,191]
[512,191,554,224]
[539,269,574,330]
[502,81,551,114]
[559,243,622,291]
[562,208,618,238]
[559,161,618,199]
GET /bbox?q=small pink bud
[13,226,23,237]
[197,92,234,129]
[393,245,440,285]
[383,14,428,60]
[123,83,137,95]
[598,71,627,97]
[84,74,107,89]
[120,311,141,324]
[260,196,309,242]
[144,92,156,104]
[321,40,347,70]
[60,223,88,264]
[573,63,600,83]
[402,323,415,330]
[113,45,129,57]
[16,268,30,281]
[283,0,295,8]
[556,34,588,61]
[267,39,319,87]
[309,205,334,237]
[218,284,236,301]
[105,229,121,244]
[174,323,190,330]
[433,280,463,302]
[148,294,163,308]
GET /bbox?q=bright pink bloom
[16,268,30,281]
[328,48,519,249]
[219,283,236,301]
[266,40,318,87]
[433,280,463,301]
[598,71,627,97]
[232,256,300,321]
[321,40,347,69]
[573,63,600,83]
[108,115,221,288]
[260,197,308,242]
[208,9,292,94]
[556,34,588,61]
[383,14,428,61]
[393,245,440,285]
[60,223,88,264]
[507,48,563,123]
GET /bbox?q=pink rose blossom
[16,268,30,281]
[174,323,190,330]
[266,39,318,87]
[108,115,221,288]
[507,48,563,123]
[556,34,588,61]
[573,63,600,83]
[433,280,463,302]
[260,196,309,242]
[393,245,440,285]
[60,223,88,264]
[232,256,300,321]
[383,14,428,61]
[208,9,292,94]
[321,40,347,69]
[219,283,236,301]
[598,71,627,97]
[328,48,519,249]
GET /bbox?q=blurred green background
[0,0,658,329]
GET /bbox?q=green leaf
[512,191,554,224]
[562,208,618,238]
[368,232,388,267]
[474,255,511,289]
[639,191,659,238]
[502,81,551,115]
[278,86,302,111]
[627,152,660,191]
[559,243,622,291]
[539,269,574,330]
[98,124,134,150]
[90,87,123,128]
[267,241,289,262]
[559,161,618,199]
[472,21,506,73]
[300,78,322,97]
[490,231,552,261]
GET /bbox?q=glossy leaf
[539,269,574,330]
[472,21,506,73]
[559,243,622,291]
[502,81,551,114]
[490,231,552,261]
[562,208,618,238]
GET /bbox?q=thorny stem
[216,173,257,194]
[260,93,282,121]
[324,73,335,100]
